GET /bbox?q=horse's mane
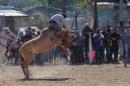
[40,27,55,34]
[40,27,48,33]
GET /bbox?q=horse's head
[60,30,75,48]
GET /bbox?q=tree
[79,0,98,30]
[0,0,6,5]
[79,0,90,8]
[47,0,69,13]
[3,0,45,8]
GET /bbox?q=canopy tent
[0,6,28,17]
[0,10,28,17]
[0,6,28,32]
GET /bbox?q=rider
[48,13,69,61]
[48,13,68,42]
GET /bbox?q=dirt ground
[0,46,130,86]
[0,63,130,86]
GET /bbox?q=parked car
[19,26,40,35]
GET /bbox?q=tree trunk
[119,0,123,21]
[93,0,98,30]
[62,0,66,13]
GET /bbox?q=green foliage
[0,0,90,11]
[11,0,40,8]
[48,0,65,8]
[0,0,91,29]
[79,0,91,8]
[0,0,4,5]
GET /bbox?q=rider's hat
[62,13,67,18]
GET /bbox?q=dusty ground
[0,63,130,86]
[0,46,130,86]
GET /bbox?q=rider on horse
[48,13,68,43]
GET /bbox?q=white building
[0,6,28,32]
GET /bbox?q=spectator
[23,27,33,42]
[106,25,111,34]
[101,26,111,63]
[82,23,94,63]
[122,19,130,67]
[93,29,104,64]
[109,28,121,63]
[3,28,15,57]
[31,29,36,38]
[74,29,84,64]
[69,29,84,64]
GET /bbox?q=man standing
[93,29,104,64]
[101,26,110,63]
[82,23,94,64]
[122,19,130,67]
[109,28,121,63]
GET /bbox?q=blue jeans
[125,44,130,63]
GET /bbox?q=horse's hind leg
[20,50,33,79]
[21,61,30,79]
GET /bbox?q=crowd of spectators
[4,20,130,65]
[4,26,40,64]
[69,21,130,65]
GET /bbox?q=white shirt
[50,14,67,28]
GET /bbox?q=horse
[19,27,75,79]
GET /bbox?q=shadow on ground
[18,77,74,81]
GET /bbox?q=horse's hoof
[24,75,30,80]
[24,77,29,80]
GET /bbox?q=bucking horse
[19,27,75,79]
